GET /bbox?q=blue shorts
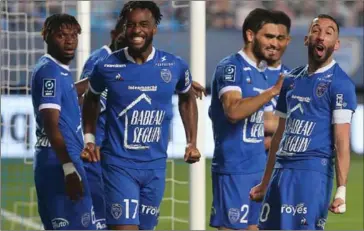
[259,168,333,230]
[210,171,263,229]
[34,161,96,230]
[84,162,107,230]
[103,164,166,229]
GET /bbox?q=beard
[308,42,335,64]
[252,38,265,61]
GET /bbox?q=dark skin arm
[191,81,207,99]
[178,88,200,163]
[41,109,72,164]
[75,78,89,105]
[75,78,89,98]
[41,109,84,201]
[81,89,101,162]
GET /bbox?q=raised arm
[220,77,282,123]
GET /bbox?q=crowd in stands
[2,0,363,32]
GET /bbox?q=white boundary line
[1,208,43,230]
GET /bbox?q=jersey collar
[306,60,336,76]
[267,64,282,71]
[44,54,70,71]
[238,50,267,72]
[124,47,156,63]
[102,45,112,54]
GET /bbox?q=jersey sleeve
[35,66,63,111]
[80,55,98,80]
[215,62,243,99]
[274,77,292,118]
[175,58,192,94]
[330,76,357,124]
[88,61,106,95]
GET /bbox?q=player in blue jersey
[75,9,206,229]
[209,9,287,230]
[31,14,96,230]
[71,13,128,231]
[264,11,292,154]
[250,14,357,230]
[81,1,201,230]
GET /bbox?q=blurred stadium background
[1,0,363,230]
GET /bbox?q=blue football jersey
[274,60,357,176]
[80,45,112,146]
[209,50,273,174]
[265,64,290,109]
[88,47,192,169]
[31,54,83,164]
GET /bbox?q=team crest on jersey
[316,218,326,229]
[81,213,90,227]
[316,82,328,97]
[111,204,122,219]
[223,65,236,82]
[228,208,240,223]
[42,79,56,97]
[160,69,172,83]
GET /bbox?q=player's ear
[152,25,157,36]
[304,35,309,46]
[334,39,340,51]
[286,35,292,45]
[246,29,254,43]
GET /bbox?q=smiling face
[265,24,290,65]
[305,17,340,65]
[124,8,157,54]
[247,23,289,62]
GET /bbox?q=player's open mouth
[315,45,325,56]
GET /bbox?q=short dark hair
[271,10,291,34]
[242,8,276,43]
[41,13,81,42]
[310,14,340,34]
[119,1,163,25]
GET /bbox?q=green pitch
[1,156,363,230]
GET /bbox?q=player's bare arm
[264,111,279,150]
[75,78,89,105]
[264,111,279,134]
[75,78,89,97]
[191,80,207,99]
[250,117,286,201]
[82,89,101,162]
[221,74,284,123]
[329,123,351,214]
[179,88,200,163]
[41,109,84,201]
